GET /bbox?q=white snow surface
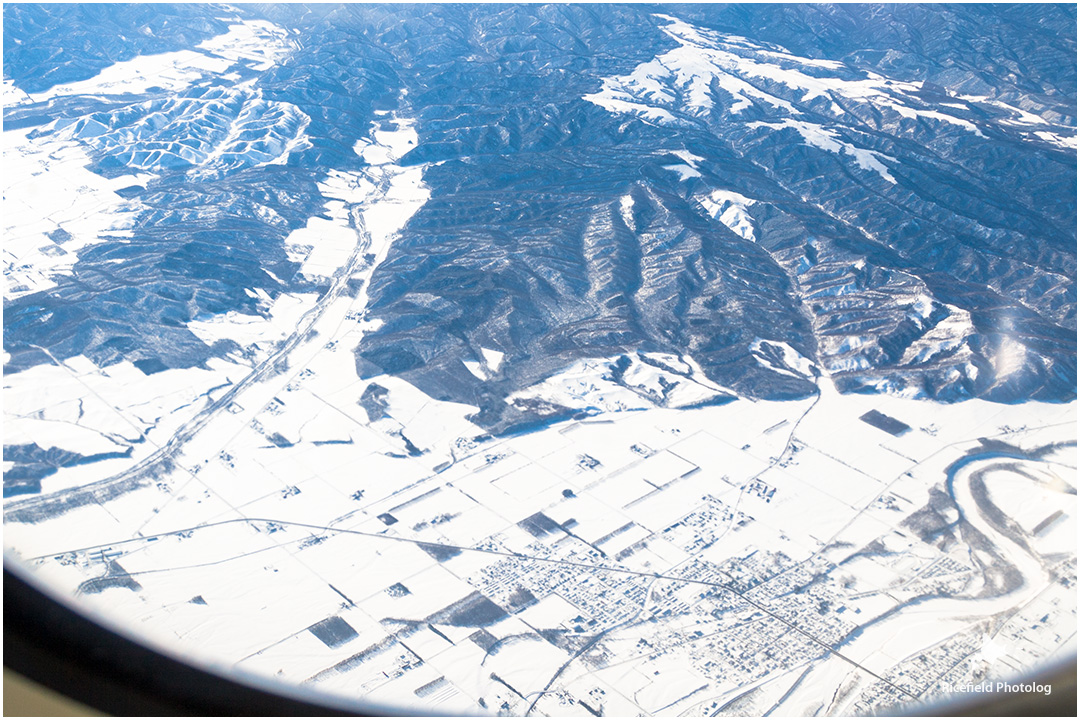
[671,149,704,166]
[289,116,426,283]
[750,119,897,184]
[47,87,313,177]
[196,20,295,71]
[662,163,702,181]
[899,303,977,366]
[480,347,505,373]
[586,13,992,141]
[19,20,295,103]
[699,190,757,241]
[750,339,817,379]
[2,126,152,299]
[506,352,733,414]
[619,194,636,229]
[353,118,420,166]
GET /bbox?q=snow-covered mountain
[5,5,1075,433]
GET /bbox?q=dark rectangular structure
[859,409,911,436]
[308,616,359,648]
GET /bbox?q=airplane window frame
[4,561,1076,717]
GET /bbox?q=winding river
[771,445,1073,715]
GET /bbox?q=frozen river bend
[4,4,1076,717]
